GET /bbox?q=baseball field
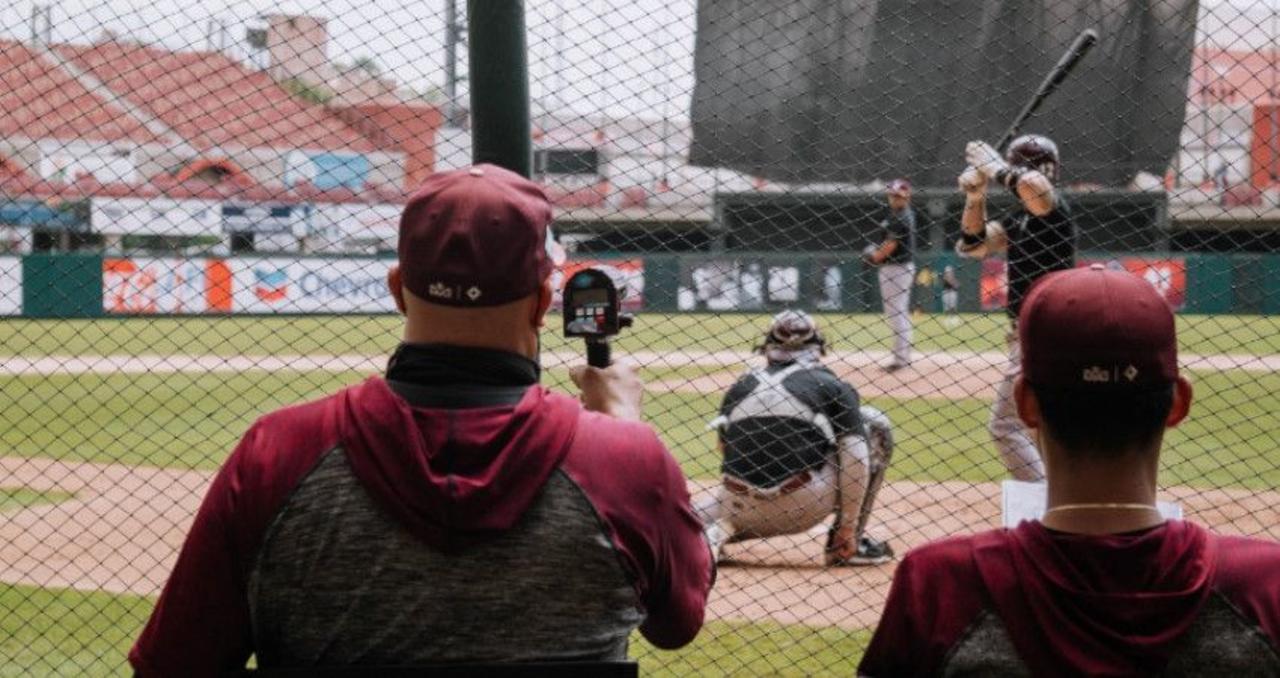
[2,312,1278,676]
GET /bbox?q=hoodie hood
[973,520,1217,677]
[338,377,580,550]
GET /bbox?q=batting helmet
[1006,134,1060,181]
[758,309,826,355]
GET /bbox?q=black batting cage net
[0,0,1279,675]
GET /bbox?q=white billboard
[91,198,222,237]
[0,256,21,316]
[308,203,401,249]
[231,257,396,314]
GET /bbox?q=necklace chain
[1043,503,1158,515]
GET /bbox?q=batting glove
[965,141,1008,181]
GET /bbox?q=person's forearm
[1016,172,1056,216]
[874,239,899,262]
[961,194,986,235]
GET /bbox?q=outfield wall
[2,252,1276,318]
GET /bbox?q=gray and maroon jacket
[130,345,713,677]
[860,520,1280,676]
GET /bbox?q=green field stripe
[0,488,75,512]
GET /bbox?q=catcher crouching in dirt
[694,310,894,567]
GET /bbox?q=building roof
[56,40,375,152]
[1192,47,1280,105]
[0,40,159,144]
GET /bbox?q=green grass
[632,621,870,677]
[2,313,1279,358]
[0,584,867,678]
[0,488,74,512]
[0,585,151,677]
[3,366,1277,491]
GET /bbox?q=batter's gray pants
[990,332,1046,481]
[879,263,915,365]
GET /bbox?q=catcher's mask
[757,309,827,356]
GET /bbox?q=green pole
[467,0,532,178]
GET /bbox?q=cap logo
[1124,365,1139,381]
[466,286,482,301]
[1083,366,1110,383]
[428,282,454,300]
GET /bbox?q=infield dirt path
[3,456,1277,630]
[2,348,1278,378]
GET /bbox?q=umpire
[863,178,917,371]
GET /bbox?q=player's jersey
[713,360,862,488]
[879,207,917,265]
[1003,198,1076,319]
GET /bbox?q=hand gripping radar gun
[563,268,634,368]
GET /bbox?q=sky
[0,0,699,121]
[0,0,1276,122]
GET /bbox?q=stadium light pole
[467,0,532,178]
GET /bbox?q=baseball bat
[996,28,1099,152]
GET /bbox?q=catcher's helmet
[1006,134,1060,181]
[758,309,826,354]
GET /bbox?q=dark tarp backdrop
[689,0,1200,186]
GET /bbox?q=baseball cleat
[827,537,895,567]
[882,361,912,373]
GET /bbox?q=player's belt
[724,470,814,498]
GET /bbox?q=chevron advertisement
[230,258,396,313]
[103,258,232,314]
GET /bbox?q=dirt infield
[4,456,1278,631]
[3,348,1279,377]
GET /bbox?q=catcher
[957,135,1078,481]
[694,310,895,566]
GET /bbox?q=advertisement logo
[254,268,290,303]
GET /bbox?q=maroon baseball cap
[1019,264,1177,390]
[887,178,912,196]
[397,164,566,307]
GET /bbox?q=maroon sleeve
[129,396,342,677]
[858,537,989,677]
[1213,535,1280,646]
[560,412,714,649]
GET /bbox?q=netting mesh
[1,0,1279,675]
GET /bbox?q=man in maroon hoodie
[859,265,1280,676]
[129,165,713,676]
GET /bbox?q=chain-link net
[1,0,1279,675]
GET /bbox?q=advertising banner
[552,259,646,312]
[231,258,396,314]
[307,203,401,252]
[222,203,304,235]
[103,258,232,314]
[979,257,1188,311]
[677,258,810,311]
[0,256,21,316]
[91,198,222,237]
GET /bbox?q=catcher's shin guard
[854,405,894,539]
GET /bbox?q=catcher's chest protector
[717,363,836,488]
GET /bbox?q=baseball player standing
[956,135,1078,481]
[863,179,917,372]
[695,311,895,566]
